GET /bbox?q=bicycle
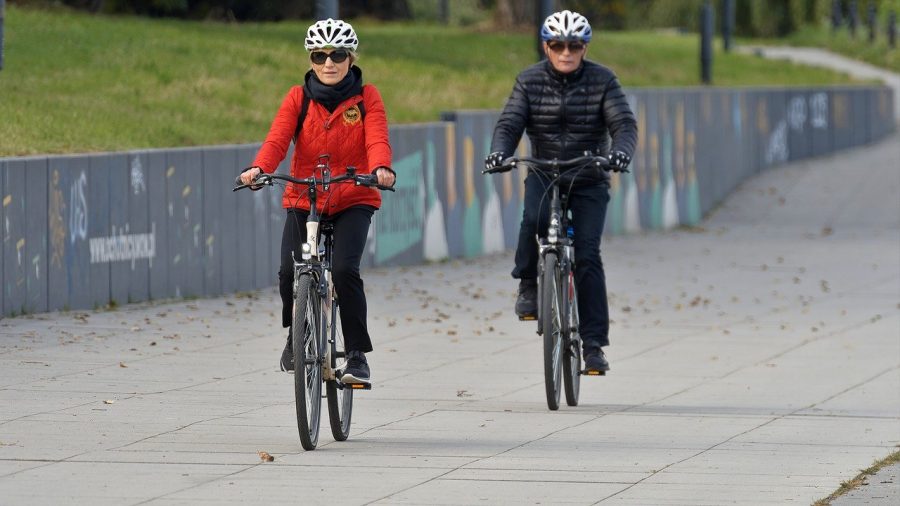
[484,155,615,411]
[234,156,393,450]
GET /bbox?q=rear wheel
[562,269,581,406]
[326,301,353,441]
[293,273,323,451]
[541,252,563,411]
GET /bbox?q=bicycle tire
[541,252,563,411]
[293,273,323,450]
[326,301,353,441]
[562,268,581,406]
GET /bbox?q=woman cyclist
[239,18,395,385]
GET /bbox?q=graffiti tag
[49,170,66,269]
[765,120,789,164]
[810,93,828,129]
[69,172,88,244]
[130,157,146,195]
[788,97,807,131]
[89,223,156,269]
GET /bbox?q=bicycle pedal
[582,369,606,376]
[518,315,537,321]
[346,383,372,390]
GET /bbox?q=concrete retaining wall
[1,85,893,315]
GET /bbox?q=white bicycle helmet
[304,18,359,51]
[540,10,592,43]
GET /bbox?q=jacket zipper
[560,76,568,157]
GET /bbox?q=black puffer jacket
[491,59,637,185]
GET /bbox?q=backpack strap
[292,92,311,145]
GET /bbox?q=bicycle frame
[290,158,359,389]
[537,177,576,336]
[234,155,391,390]
[483,154,613,409]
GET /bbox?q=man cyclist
[485,10,637,373]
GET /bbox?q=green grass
[0,6,862,157]
[813,450,900,505]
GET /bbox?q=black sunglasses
[547,41,586,53]
[310,49,350,65]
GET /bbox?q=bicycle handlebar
[233,169,396,193]
[482,154,617,175]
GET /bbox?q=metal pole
[832,0,843,32]
[889,11,897,48]
[439,0,449,25]
[315,0,338,20]
[867,2,877,42]
[701,1,713,84]
[1,0,5,71]
[721,0,734,52]
[536,0,554,61]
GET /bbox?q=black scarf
[303,66,363,113]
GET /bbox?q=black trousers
[512,173,612,350]
[280,206,374,353]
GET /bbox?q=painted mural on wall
[0,86,894,316]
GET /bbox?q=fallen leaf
[103,400,115,405]
[258,451,274,462]
[119,362,127,368]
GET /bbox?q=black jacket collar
[544,59,585,83]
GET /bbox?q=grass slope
[0,6,861,156]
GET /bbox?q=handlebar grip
[356,174,396,192]
[233,173,268,191]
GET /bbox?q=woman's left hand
[375,167,396,187]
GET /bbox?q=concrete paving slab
[373,479,628,505]
[0,134,897,504]
[154,464,448,505]
[0,461,250,505]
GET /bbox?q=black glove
[608,151,631,172]
[484,152,508,172]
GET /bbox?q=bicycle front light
[301,243,312,260]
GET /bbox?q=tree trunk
[496,0,536,28]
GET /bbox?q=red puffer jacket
[252,82,392,213]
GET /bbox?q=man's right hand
[240,167,262,189]
[484,152,509,172]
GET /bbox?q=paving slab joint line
[365,412,603,505]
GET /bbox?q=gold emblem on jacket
[343,105,362,126]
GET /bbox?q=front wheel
[326,302,353,441]
[562,269,581,406]
[293,273,324,451]
[541,251,563,411]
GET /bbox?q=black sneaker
[584,348,610,374]
[280,329,293,372]
[341,350,370,384]
[515,278,537,317]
